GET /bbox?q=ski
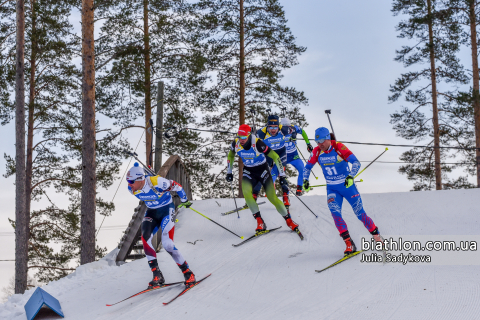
[106,281,184,306]
[295,228,304,240]
[315,250,363,273]
[221,202,266,216]
[232,226,282,247]
[162,274,212,305]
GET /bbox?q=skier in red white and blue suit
[126,163,195,288]
[303,127,383,256]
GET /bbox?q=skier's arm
[266,149,285,177]
[153,176,188,202]
[336,142,361,177]
[227,150,235,174]
[255,138,285,177]
[296,126,311,145]
[303,147,320,180]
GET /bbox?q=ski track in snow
[1,189,480,319]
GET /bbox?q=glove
[178,200,192,208]
[303,179,311,192]
[344,175,354,188]
[307,144,314,153]
[279,176,288,187]
[226,173,233,182]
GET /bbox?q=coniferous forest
[2,0,480,294]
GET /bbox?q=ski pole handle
[189,207,244,239]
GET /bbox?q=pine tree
[390,0,471,190]
[443,0,480,187]
[194,0,308,197]
[1,0,128,282]
[95,0,211,196]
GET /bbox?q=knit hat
[238,124,251,136]
[267,115,280,126]
[281,118,291,126]
[126,162,145,182]
[314,127,331,142]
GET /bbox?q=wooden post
[155,81,164,173]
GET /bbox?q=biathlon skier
[253,115,290,208]
[303,127,383,256]
[226,124,302,235]
[126,163,195,288]
[281,117,314,196]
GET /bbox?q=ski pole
[354,148,388,178]
[189,207,244,239]
[123,150,156,176]
[288,187,318,218]
[311,179,363,188]
[229,182,240,218]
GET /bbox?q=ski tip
[240,236,244,239]
[162,302,168,305]
[106,304,112,307]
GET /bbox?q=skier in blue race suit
[253,114,291,207]
[126,163,196,288]
[281,117,314,196]
[303,127,383,256]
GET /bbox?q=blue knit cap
[314,127,330,142]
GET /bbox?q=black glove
[307,144,314,153]
[226,173,233,182]
[344,175,354,188]
[279,175,288,187]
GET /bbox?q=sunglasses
[315,139,327,144]
[238,135,249,140]
[127,178,141,184]
[268,126,279,130]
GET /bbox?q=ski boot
[282,191,290,208]
[284,213,304,240]
[296,185,303,196]
[148,260,165,288]
[283,213,299,231]
[178,261,196,287]
[340,231,357,256]
[253,212,266,233]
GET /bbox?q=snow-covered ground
[2,189,480,320]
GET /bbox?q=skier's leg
[326,188,348,234]
[160,203,195,285]
[141,208,164,287]
[160,203,186,265]
[342,184,377,233]
[262,174,288,217]
[288,155,305,194]
[242,174,267,231]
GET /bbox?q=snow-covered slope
[2,189,480,320]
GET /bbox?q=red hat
[238,124,251,136]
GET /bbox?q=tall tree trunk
[81,0,96,265]
[427,0,442,190]
[25,0,36,251]
[468,0,480,187]
[144,0,152,167]
[238,0,245,197]
[15,0,27,294]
